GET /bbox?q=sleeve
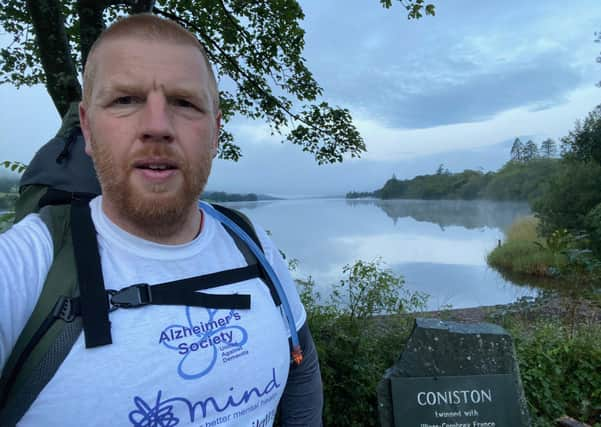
[0,214,53,373]
[278,321,323,426]
[253,224,323,426]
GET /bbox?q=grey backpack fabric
[21,102,99,194]
[19,129,100,195]
[14,102,100,223]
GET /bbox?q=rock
[377,317,530,426]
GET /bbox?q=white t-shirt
[0,196,306,426]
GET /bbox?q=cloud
[300,0,601,128]
[208,83,600,196]
[355,85,600,162]
[353,56,581,128]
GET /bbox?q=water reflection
[347,198,531,230]
[226,198,537,310]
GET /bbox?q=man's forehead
[99,35,201,58]
[92,38,208,86]
[96,79,206,99]
[91,36,206,74]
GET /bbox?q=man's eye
[113,96,140,105]
[173,99,198,109]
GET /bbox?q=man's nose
[139,93,175,142]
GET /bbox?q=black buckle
[109,284,152,309]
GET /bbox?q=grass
[488,215,566,277]
[505,215,543,243]
[488,240,566,277]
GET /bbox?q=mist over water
[227,198,536,310]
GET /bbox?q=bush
[0,193,17,211]
[298,259,427,427]
[509,321,601,426]
[585,202,601,256]
[534,160,601,236]
[295,260,599,426]
[0,212,14,233]
[487,240,566,277]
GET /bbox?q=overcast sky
[1,0,600,196]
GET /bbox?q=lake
[224,198,536,310]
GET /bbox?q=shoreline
[409,293,600,325]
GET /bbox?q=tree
[523,139,539,161]
[561,105,601,165]
[535,105,601,256]
[540,138,557,158]
[534,160,601,236]
[435,163,450,175]
[0,0,434,164]
[510,137,524,162]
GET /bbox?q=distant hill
[202,191,281,202]
[347,158,562,203]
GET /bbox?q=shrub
[0,211,14,233]
[0,193,17,211]
[295,260,599,426]
[534,160,601,236]
[585,202,601,256]
[298,259,427,427]
[509,321,601,426]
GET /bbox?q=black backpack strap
[212,204,264,251]
[71,201,256,349]
[70,200,113,348]
[211,204,282,306]
[108,266,255,310]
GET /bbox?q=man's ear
[212,110,222,159]
[79,102,93,156]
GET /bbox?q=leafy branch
[1,160,27,174]
[155,6,365,164]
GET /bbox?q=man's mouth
[141,164,174,170]
[133,159,179,180]
[134,159,178,170]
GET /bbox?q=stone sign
[377,318,530,427]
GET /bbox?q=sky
[1,0,600,196]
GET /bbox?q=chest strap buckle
[109,284,152,309]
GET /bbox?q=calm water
[224,198,536,310]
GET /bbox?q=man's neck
[100,198,202,245]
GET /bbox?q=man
[0,14,322,426]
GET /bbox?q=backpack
[0,103,302,425]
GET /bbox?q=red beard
[90,140,211,239]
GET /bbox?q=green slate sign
[390,374,522,427]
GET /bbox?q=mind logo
[128,369,282,427]
[159,307,248,379]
